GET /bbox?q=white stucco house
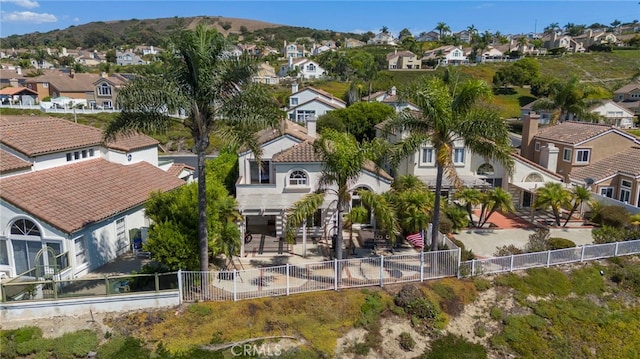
[278,57,326,80]
[375,120,564,210]
[235,118,393,254]
[422,45,469,65]
[0,116,187,280]
[589,100,635,129]
[362,86,420,113]
[286,83,346,124]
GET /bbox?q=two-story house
[362,86,420,113]
[589,100,635,129]
[286,83,346,124]
[278,57,326,80]
[374,119,564,210]
[92,73,132,109]
[569,146,640,208]
[282,41,308,58]
[367,31,397,46]
[613,82,640,116]
[0,116,187,280]
[422,46,469,65]
[386,50,421,69]
[520,115,640,183]
[543,33,585,53]
[252,63,279,85]
[25,69,100,102]
[116,51,147,66]
[235,118,393,254]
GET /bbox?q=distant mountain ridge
[0,15,307,49]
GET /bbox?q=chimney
[9,78,19,87]
[16,66,21,75]
[291,82,298,94]
[101,72,108,78]
[306,116,317,138]
[521,113,540,160]
[539,143,559,172]
[390,86,397,96]
[69,69,75,79]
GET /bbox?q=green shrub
[494,244,523,256]
[398,332,416,351]
[53,330,99,358]
[525,228,550,252]
[96,337,151,359]
[593,205,630,228]
[473,278,492,292]
[423,333,487,358]
[547,237,576,249]
[592,226,625,243]
[490,307,503,321]
[187,303,213,316]
[357,290,385,328]
[451,238,476,260]
[474,323,487,337]
[569,266,607,295]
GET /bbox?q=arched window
[11,218,41,236]
[98,83,112,96]
[289,170,308,186]
[477,163,495,176]
[524,173,544,182]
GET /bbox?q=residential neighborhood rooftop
[0,159,185,234]
[534,121,618,144]
[570,146,640,182]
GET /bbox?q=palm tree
[380,26,389,34]
[477,187,515,228]
[533,182,572,226]
[562,186,592,227]
[532,76,601,124]
[384,70,514,250]
[284,129,390,260]
[103,25,281,271]
[436,22,451,40]
[455,187,483,227]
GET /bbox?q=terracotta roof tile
[0,116,103,156]
[254,120,313,146]
[0,158,184,234]
[0,149,31,173]
[272,141,320,162]
[25,72,100,92]
[0,87,37,96]
[272,140,393,181]
[534,121,615,144]
[167,162,195,177]
[570,146,640,182]
[0,115,158,155]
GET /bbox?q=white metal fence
[179,249,461,302]
[459,239,640,277]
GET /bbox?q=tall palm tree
[384,70,514,250]
[436,22,451,40]
[562,186,592,227]
[284,129,390,260]
[103,25,281,271]
[532,76,601,124]
[533,182,572,226]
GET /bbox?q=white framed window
[421,148,434,164]
[307,64,316,71]
[97,83,112,96]
[290,97,298,106]
[74,236,87,265]
[296,110,315,123]
[289,170,308,186]
[575,149,590,163]
[600,187,614,198]
[0,239,8,265]
[116,218,127,254]
[534,142,540,151]
[620,188,631,204]
[453,148,465,164]
[562,148,572,162]
[621,179,632,188]
[42,82,48,88]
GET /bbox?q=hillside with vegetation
[2,257,640,358]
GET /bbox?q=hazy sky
[1,1,639,37]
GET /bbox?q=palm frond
[284,192,325,243]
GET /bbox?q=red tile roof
[167,162,195,177]
[570,146,640,182]
[534,121,616,144]
[0,149,31,173]
[0,159,184,234]
[0,87,37,96]
[0,115,158,155]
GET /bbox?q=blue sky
[1,1,639,37]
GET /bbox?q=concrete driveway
[453,227,594,258]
